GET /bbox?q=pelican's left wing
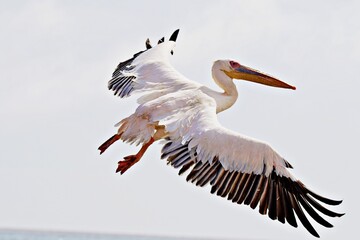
[108,29,201,103]
[154,90,343,238]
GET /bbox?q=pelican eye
[229,60,241,69]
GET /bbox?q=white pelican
[99,30,343,237]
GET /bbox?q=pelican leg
[116,137,155,174]
[98,133,122,154]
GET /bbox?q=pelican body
[99,30,343,238]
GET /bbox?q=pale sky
[1,0,359,239]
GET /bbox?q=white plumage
[99,30,343,238]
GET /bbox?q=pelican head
[223,60,296,90]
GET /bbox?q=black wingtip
[158,37,165,44]
[169,29,180,42]
[145,38,152,49]
[307,189,344,206]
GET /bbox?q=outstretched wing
[150,90,343,238]
[107,29,201,102]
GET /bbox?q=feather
[227,172,243,201]
[237,174,255,204]
[232,173,250,203]
[158,37,165,44]
[145,38,152,49]
[249,175,266,209]
[178,161,195,175]
[190,161,211,183]
[282,187,297,227]
[288,193,320,238]
[211,169,227,194]
[276,180,285,223]
[259,178,270,215]
[220,171,238,198]
[169,29,180,42]
[298,194,333,228]
[244,174,261,205]
[196,160,221,187]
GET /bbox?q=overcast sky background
[1,0,359,239]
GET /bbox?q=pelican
[99,30,343,237]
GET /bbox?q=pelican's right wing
[149,89,344,238]
[107,29,201,103]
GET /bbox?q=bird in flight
[99,29,343,238]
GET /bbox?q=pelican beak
[224,63,296,90]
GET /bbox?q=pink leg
[116,138,155,174]
[98,134,122,154]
